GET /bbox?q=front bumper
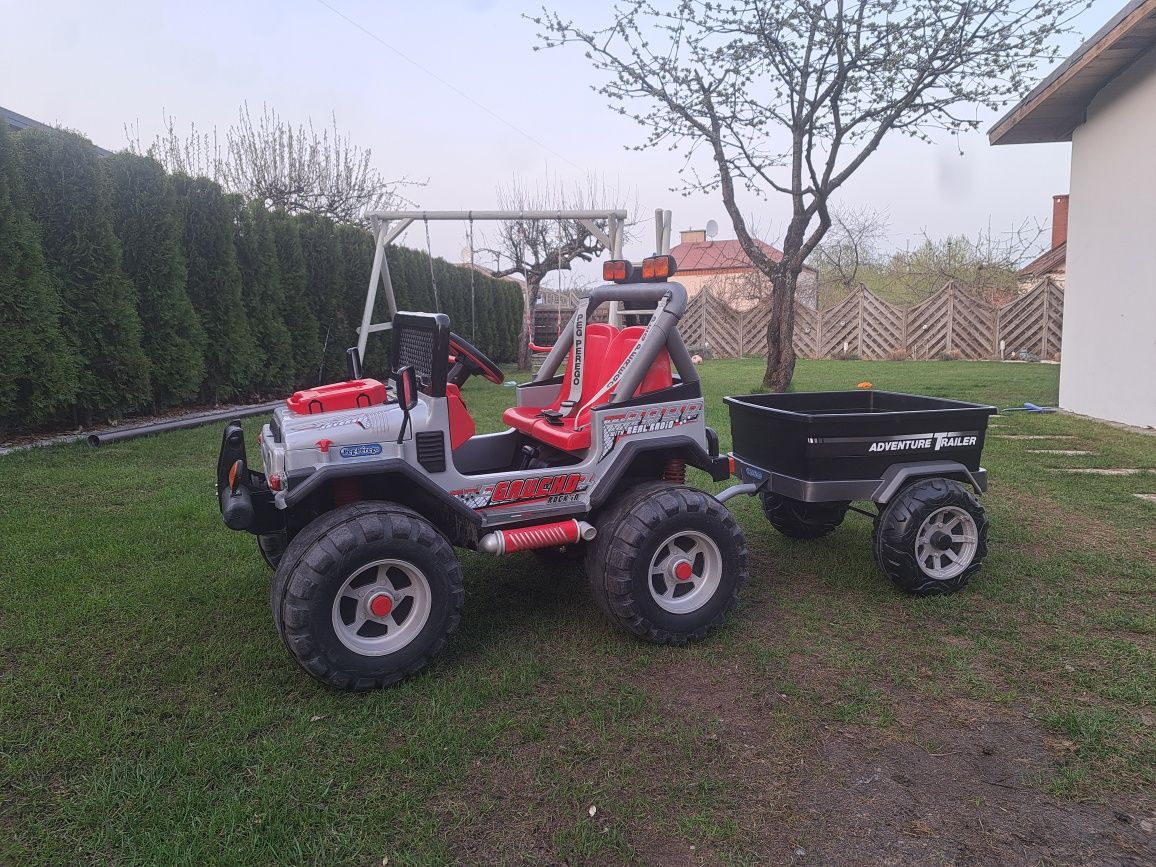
[217,421,281,533]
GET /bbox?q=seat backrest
[609,326,673,397]
[573,326,674,427]
[552,323,617,411]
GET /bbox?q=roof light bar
[641,254,677,281]
[603,260,634,282]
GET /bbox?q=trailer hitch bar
[715,482,760,503]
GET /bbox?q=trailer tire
[873,478,988,596]
[270,501,464,690]
[760,493,849,539]
[585,482,747,645]
[257,531,287,570]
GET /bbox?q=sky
[0,0,1123,277]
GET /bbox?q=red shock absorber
[331,476,361,507]
[479,520,596,555]
[663,457,687,484]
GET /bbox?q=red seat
[609,327,673,397]
[445,384,475,450]
[502,323,615,450]
[502,324,673,452]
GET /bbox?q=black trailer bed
[724,390,996,498]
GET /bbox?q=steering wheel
[448,332,504,386]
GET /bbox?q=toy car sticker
[291,414,374,431]
[806,431,981,457]
[451,472,593,510]
[598,400,703,460]
[560,299,590,413]
[339,443,384,459]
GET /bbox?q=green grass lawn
[1,359,1153,865]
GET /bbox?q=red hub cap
[673,559,694,582]
[368,593,394,618]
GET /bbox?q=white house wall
[1063,43,1156,428]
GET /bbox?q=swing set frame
[356,209,629,362]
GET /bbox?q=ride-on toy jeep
[219,256,747,690]
[218,251,995,691]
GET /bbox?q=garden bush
[0,124,525,433]
[17,127,151,422]
[0,124,77,432]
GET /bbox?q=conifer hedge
[0,125,524,434]
[235,201,295,393]
[16,128,151,423]
[105,152,206,409]
[0,124,76,430]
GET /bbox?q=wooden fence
[678,278,1064,360]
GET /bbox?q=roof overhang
[1,105,112,156]
[989,0,1156,145]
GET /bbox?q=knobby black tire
[269,501,464,690]
[760,492,849,539]
[872,478,989,596]
[584,482,748,645]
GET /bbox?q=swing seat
[503,325,672,452]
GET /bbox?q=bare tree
[481,178,632,370]
[127,116,222,182]
[884,219,1048,305]
[813,205,889,305]
[535,0,1082,390]
[131,103,415,224]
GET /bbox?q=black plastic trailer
[719,390,997,595]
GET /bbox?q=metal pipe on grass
[87,402,280,447]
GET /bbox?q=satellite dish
[705,219,719,239]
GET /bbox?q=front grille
[416,431,446,472]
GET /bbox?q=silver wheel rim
[330,558,433,656]
[915,507,979,580]
[648,530,723,614]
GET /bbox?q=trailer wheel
[257,531,287,570]
[873,478,988,596]
[585,482,748,644]
[270,502,464,690]
[760,492,849,539]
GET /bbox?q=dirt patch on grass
[659,660,1152,864]
[794,710,1155,866]
[437,652,805,865]
[438,739,568,866]
[644,635,1155,866]
[437,534,1152,864]
[438,726,730,866]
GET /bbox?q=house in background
[670,229,819,310]
[1017,194,1068,290]
[990,0,1156,428]
[2,105,48,134]
[1,105,110,155]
